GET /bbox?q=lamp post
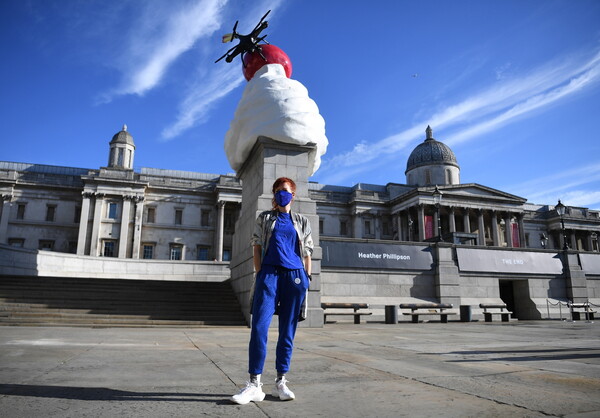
[555,200,568,250]
[432,185,443,242]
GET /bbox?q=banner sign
[321,240,434,270]
[512,223,520,248]
[425,215,434,240]
[580,253,600,274]
[456,248,563,274]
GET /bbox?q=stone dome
[405,126,458,173]
[110,124,135,147]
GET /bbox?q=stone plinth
[229,137,323,327]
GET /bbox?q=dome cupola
[405,126,460,186]
[108,124,135,170]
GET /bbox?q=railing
[546,299,598,322]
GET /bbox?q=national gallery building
[1,125,599,325]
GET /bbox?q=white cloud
[318,48,600,184]
[159,0,284,140]
[505,163,600,208]
[161,65,244,140]
[100,0,229,102]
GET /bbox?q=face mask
[274,190,293,207]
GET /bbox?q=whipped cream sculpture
[218,10,328,176]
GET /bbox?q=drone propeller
[214,44,239,63]
[254,10,271,30]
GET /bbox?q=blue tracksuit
[248,211,310,375]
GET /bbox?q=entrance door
[499,280,517,319]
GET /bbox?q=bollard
[460,305,472,322]
[385,305,398,324]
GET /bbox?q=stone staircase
[0,276,247,327]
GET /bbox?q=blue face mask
[274,190,293,207]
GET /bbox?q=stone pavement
[0,320,599,417]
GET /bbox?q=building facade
[1,126,599,321]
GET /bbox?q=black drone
[215,10,271,64]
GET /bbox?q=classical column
[417,204,425,242]
[374,212,381,240]
[491,211,500,246]
[587,232,594,252]
[215,200,226,262]
[463,209,471,233]
[504,213,513,248]
[353,210,362,238]
[477,210,485,246]
[132,196,144,258]
[396,212,403,241]
[118,195,132,258]
[448,207,456,233]
[0,194,12,244]
[570,231,577,250]
[76,192,93,255]
[89,193,104,256]
[517,214,525,248]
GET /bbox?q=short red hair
[272,177,296,194]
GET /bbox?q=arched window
[425,169,432,185]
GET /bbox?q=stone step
[0,275,246,327]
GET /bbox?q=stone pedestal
[562,251,589,303]
[229,137,323,327]
[435,242,461,307]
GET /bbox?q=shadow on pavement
[0,384,231,404]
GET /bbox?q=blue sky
[1,0,600,209]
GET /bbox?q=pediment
[435,183,527,203]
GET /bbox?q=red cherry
[242,44,292,81]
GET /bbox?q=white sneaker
[272,377,295,401]
[231,381,265,405]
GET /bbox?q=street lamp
[555,200,568,250]
[432,185,443,242]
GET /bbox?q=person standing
[231,177,313,405]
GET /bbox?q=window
[446,169,452,185]
[46,205,56,222]
[39,240,55,251]
[108,202,118,219]
[74,206,81,223]
[146,207,156,223]
[68,241,77,254]
[142,244,155,259]
[16,204,26,220]
[224,211,235,232]
[223,248,231,261]
[175,209,183,225]
[364,220,372,235]
[8,238,24,247]
[117,148,124,166]
[382,221,391,236]
[201,209,210,227]
[340,220,348,236]
[197,246,209,260]
[103,240,116,257]
[170,244,183,260]
[319,219,324,234]
[425,169,432,185]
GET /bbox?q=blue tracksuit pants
[249,265,309,375]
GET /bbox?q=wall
[0,244,229,282]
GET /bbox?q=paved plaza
[1,320,599,417]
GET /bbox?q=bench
[570,303,596,321]
[399,303,456,323]
[479,303,512,322]
[321,303,372,324]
